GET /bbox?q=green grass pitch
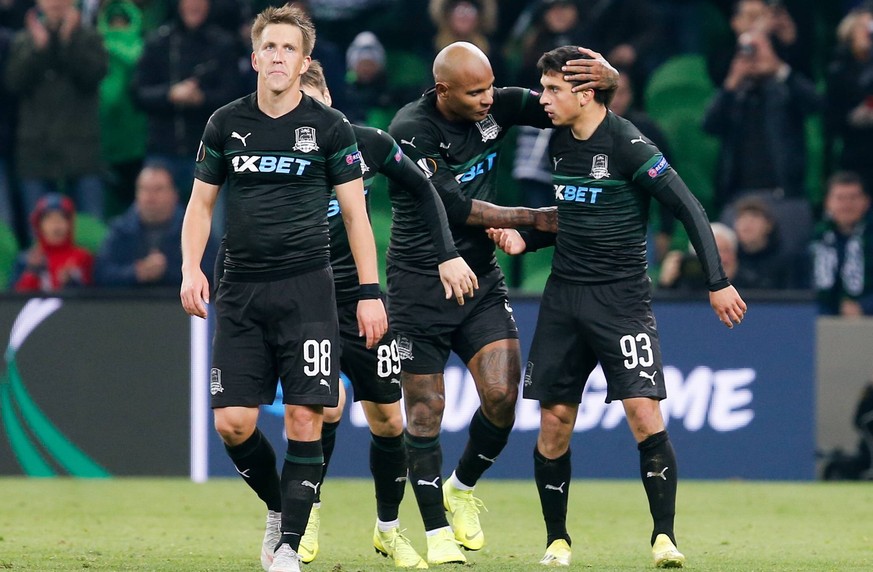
[0,477,870,570]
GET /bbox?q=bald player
[386,42,618,565]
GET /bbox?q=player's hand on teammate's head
[564,47,619,93]
[438,256,479,306]
[533,206,558,233]
[486,228,527,255]
[180,269,210,319]
[709,285,747,329]
[357,298,388,349]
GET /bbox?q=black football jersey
[195,92,362,280]
[387,87,552,275]
[328,125,458,304]
[548,111,727,288]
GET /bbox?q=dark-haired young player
[387,41,619,564]
[488,46,747,568]
[180,6,386,572]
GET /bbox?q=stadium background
[0,0,871,483]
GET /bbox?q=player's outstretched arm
[336,178,388,348]
[468,201,556,230]
[438,257,479,306]
[180,179,219,319]
[563,47,619,92]
[486,228,528,255]
[710,285,747,329]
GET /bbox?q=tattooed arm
[467,200,557,232]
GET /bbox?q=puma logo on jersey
[395,476,408,483]
[639,370,658,385]
[235,467,251,478]
[544,482,565,494]
[416,477,440,489]
[552,156,563,169]
[630,136,646,144]
[477,453,497,464]
[231,131,251,146]
[400,137,416,148]
[646,467,669,481]
[439,141,451,150]
[319,379,331,390]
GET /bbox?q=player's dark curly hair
[537,45,616,106]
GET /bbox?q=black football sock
[404,431,449,531]
[370,432,406,522]
[638,431,678,545]
[317,420,340,503]
[279,439,323,550]
[534,446,572,547]
[224,427,281,512]
[455,407,512,487]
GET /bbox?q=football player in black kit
[488,46,747,568]
[180,6,387,572]
[295,61,475,569]
[387,41,619,564]
[298,61,576,568]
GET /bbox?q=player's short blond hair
[301,60,328,95]
[250,4,316,56]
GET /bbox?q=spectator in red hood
[12,193,93,292]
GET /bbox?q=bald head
[432,41,495,123]
[433,41,492,84]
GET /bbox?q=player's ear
[251,51,258,72]
[299,56,312,76]
[578,88,594,107]
[323,88,333,107]
[435,82,449,99]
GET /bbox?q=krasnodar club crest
[397,335,414,361]
[293,126,319,152]
[589,154,610,179]
[475,114,501,142]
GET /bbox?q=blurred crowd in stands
[0,0,872,316]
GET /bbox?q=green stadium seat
[521,265,552,294]
[805,113,825,207]
[653,110,719,213]
[384,50,430,90]
[75,214,109,254]
[644,55,715,121]
[369,208,392,287]
[365,107,396,131]
[645,54,713,95]
[519,249,553,294]
[0,221,20,289]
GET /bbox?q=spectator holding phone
[702,22,821,213]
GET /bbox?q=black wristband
[358,283,381,300]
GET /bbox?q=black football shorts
[337,298,402,403]
[210,267,340,408]
[386,265,519,374]
[523,273,666,404]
